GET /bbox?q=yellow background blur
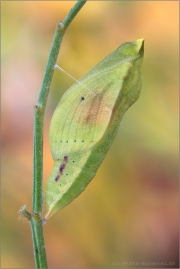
[1,1,179,268]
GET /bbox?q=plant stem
[30,1,87,268]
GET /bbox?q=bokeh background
[1,1,179,268]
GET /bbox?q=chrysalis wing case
[45,39,144,219]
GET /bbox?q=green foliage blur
[2,1,179,268]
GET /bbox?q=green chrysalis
[45,39,144,220]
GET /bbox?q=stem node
[34,104,41,111]
[32,212,41,220]
[57,21,64,29]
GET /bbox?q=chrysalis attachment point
[55,64,97,96]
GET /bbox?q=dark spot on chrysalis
[57,158,59,161]
[66,174,68,176]
[59,163,66,174]
[62,163,66,169]
[73,161,75,163]
[64,156,68,162]
[66,141,68,143]
[74,140,76,142]
[82,140,84,142]
[81,97,85,101]
[36,249,39,254]
[55,175,60,182]
[60,141,62,143]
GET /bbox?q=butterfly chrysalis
[45,39,144,220]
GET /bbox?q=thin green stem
[30,1,87,268]
[30,213,46,268]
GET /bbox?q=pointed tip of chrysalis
[136,38,144,42]
[135,38,144,56]
[117,39,144,58]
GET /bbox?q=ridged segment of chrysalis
[45,39,144,220]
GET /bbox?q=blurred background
[1,1,179,268]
